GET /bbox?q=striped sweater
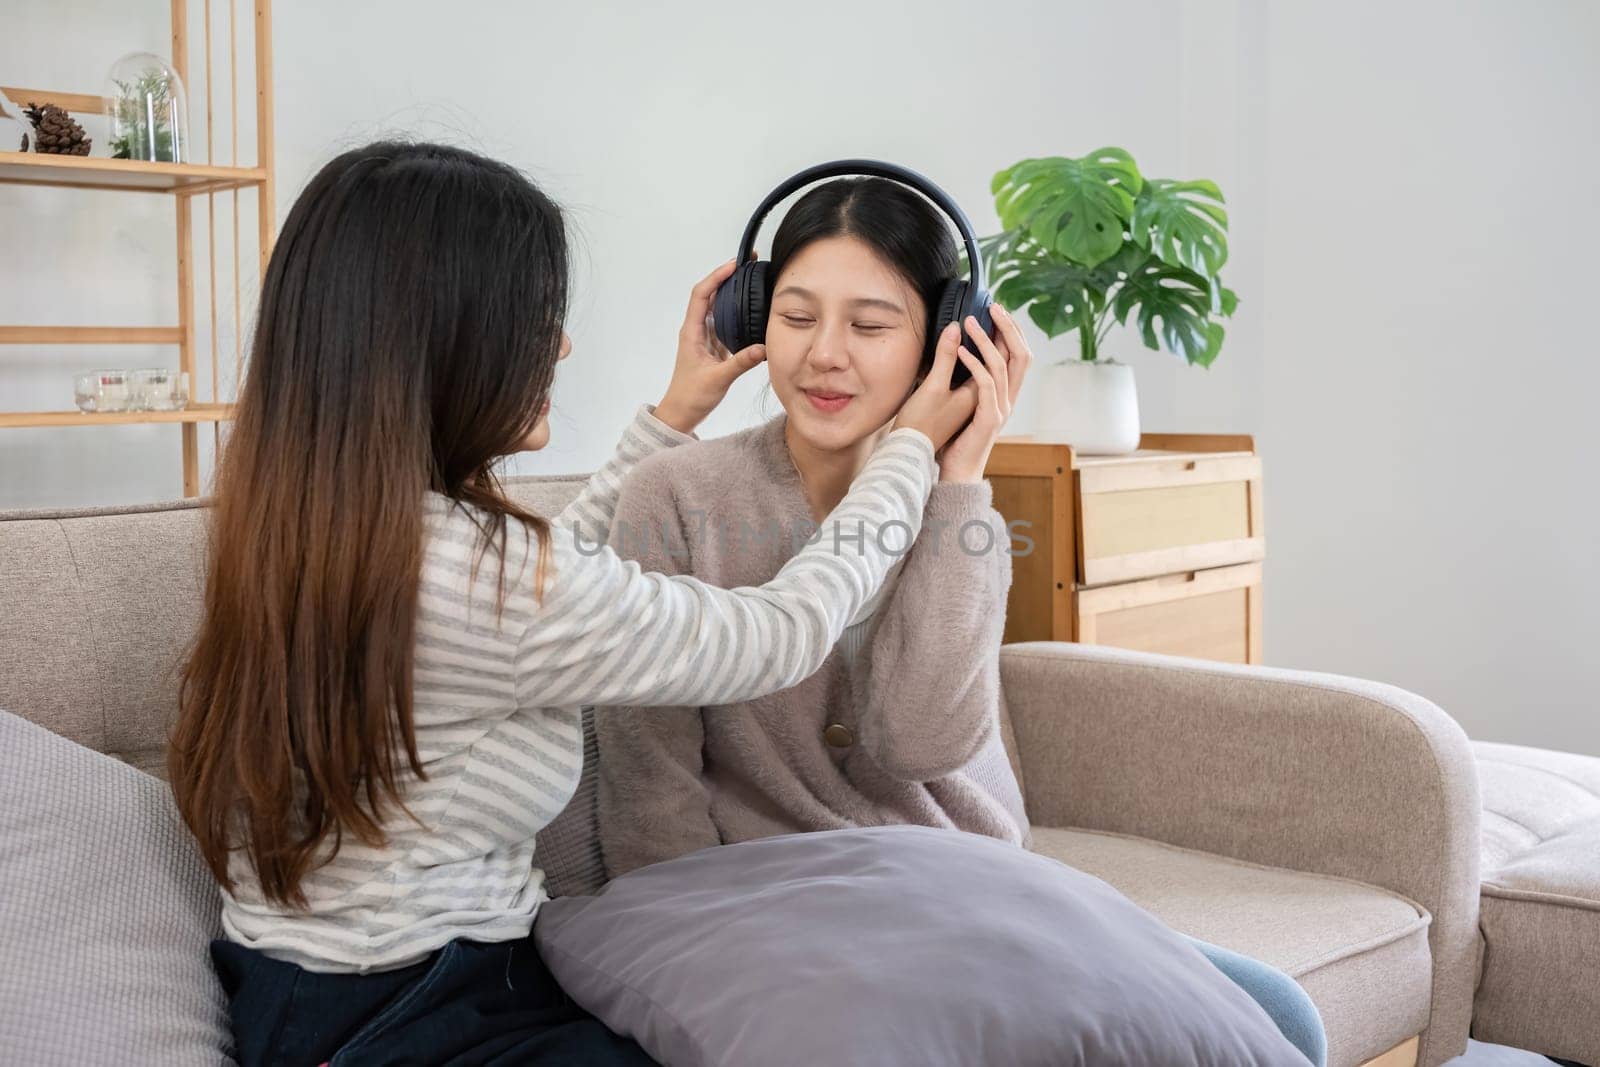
[219,404,939,973]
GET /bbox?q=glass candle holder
[76,369,132,413]
[130,368,190,411]
[167,369,191,411]
[73,372,100,413]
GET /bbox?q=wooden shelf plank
[0,86,107,114]
[0,403,236,428]
[0,326,182,344]
[0,152,267,195]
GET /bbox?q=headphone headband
[733,159,986,292]
[711,158,994,377]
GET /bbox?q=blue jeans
[211,933,655,1066]
[1190,937,1328,1067]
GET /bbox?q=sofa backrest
[0,477,587,777]
[0,476,1028,887]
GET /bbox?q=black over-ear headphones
[711,159,994,384]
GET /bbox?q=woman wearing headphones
[594,165,1328,1067]
[165,142,995,1066]
[595,173,1033,877]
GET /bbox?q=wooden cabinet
[984,433,1265,665]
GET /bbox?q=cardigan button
[824,723,855,749]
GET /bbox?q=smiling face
[765,235,928,453]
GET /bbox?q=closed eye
[779,314,814,326]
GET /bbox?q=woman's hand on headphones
[936,303,1033,483]
[890,320,982,452]
[653,258,768,435]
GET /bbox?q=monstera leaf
[1110,255,1238,367]
[981,232,1116,351]
[990,148,1142,268]
[1129,178,1229,276]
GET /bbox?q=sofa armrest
[998,642,1480,1067]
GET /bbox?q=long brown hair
[169,142,568,907]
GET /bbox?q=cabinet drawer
[1076,562,1263,665]
[1077,454,1264,586]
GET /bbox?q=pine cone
[23,102,91,156]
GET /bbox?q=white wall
[1256,1,1600,755]
[2,1,1594,752]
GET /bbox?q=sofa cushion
[501,472,587,519]
[1472,740,1600,1066]
[0,516,109,755]
[537,825,1312,1067]
[0,711,232,1064]
[0,500,207,777]
[1031,827,1432,1067]
[0,476,591,780]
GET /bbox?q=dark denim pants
[211,934,656,1067]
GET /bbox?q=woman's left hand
[653,258,768,435]
[936,303,1033,483]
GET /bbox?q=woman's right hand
[653,258,768,435]
[891,321,981,452]
[937,303,1033,483]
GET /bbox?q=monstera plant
[979,148,1237,367]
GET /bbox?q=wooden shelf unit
[0,0,276,498]
[983,431,1266,666]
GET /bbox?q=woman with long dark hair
[166,142,1015,1065]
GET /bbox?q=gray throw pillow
[0,711,232,1065]
[536,824,1308,1067]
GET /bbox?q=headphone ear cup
[743,261,771,350]
[968,286,996,349]
[931,279,971,385]
[712,265,746,353]
[712,261,772,353]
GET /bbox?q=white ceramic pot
[1029,358,1142,455]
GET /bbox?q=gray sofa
[1,475,1595,1067]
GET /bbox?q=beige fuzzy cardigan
[593,413,1030,878]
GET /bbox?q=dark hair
[169,141,567,907]
[768,177,959,370]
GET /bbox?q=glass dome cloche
[104,52,189,163]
